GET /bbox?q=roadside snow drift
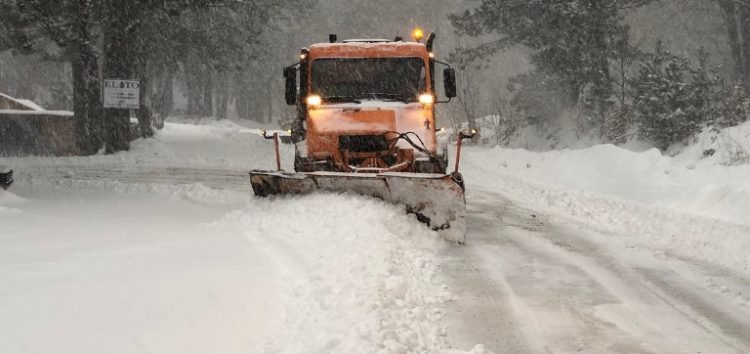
[0,183,466,353]
[234,194,454,353]
[3,118,748,353]
[0,120,481,353]
[462,122,750,275]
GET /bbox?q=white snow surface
[463,121,750,275]
[5,120,282,171]
[14,99,45,111]
[2,118,749,353]
[0,93,45,111]
[0,109,73,116]
[0,185,465,353]
[0,120,486,354]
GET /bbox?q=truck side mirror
[284,66,297,105]
[444,68,457,98]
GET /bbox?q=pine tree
[450,0,650,130]
[1,0,311,153]
[632,42,707,150]
[1,0,102,154]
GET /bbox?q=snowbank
[0,190,25,214]
[0,183,476,353]
[1,120,486,353]
[468,113,618,151]
[675,122,750,167]
[0,187,278,354]
[466,132,750,226]
[230,194,459,353]
[463,122,750,274]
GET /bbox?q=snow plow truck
[250,30,473,243]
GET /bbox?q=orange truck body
[289,39,448,174]
[249,35,468,243]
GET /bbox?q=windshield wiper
[322,96,362,104]
[364,93,412,103]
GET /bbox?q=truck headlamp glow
[306,94,322,106]
[418,94,434,105]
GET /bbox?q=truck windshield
[311,58,425,103]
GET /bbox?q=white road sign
[103,79,140,109]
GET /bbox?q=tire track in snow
[444,188,750,354]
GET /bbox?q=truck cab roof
[341,39,390,43]
[308,41,428,59]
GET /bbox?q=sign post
[103,79,140,109]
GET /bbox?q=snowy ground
[2,120,749,353]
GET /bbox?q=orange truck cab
[283,31,457,174]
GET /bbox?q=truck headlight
[418,94,434,105]
[306,94,322,106]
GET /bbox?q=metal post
[273,133,281,171]
[454,130,476,174]
[454,134,463,174]
[262,130,283,171]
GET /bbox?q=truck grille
[339,135,389,153]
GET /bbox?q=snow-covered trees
[632,42,750,150]
[450,0,750,151]
[716,0,750,88]
[632,42,707,150]
[0,0,308,154]
[451,0,647,129]
[1,0,102,154]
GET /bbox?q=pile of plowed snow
[463,121,750,275]
[232,194,457,352]
[1,120,488,353]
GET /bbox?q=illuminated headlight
[418,94,434,105]
[306,94,322,106]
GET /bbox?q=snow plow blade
[250,170,467,243]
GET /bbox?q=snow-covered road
[0,186,282,353]
[2,120,749,353]
[444,188,750,353]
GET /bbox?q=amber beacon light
[412,28,424,42]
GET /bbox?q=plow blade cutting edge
[250,170,467,243]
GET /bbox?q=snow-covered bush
[483,98,523,146]
[632,44,750,152]
[701,127,750,166]
[603,103,632,144]
[709,83,750,129]
[507,71,571,132]
[632,42,707,151]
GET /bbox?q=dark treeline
[0,0,307,154]
[1,0,749,154]
[451,0,750,150]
